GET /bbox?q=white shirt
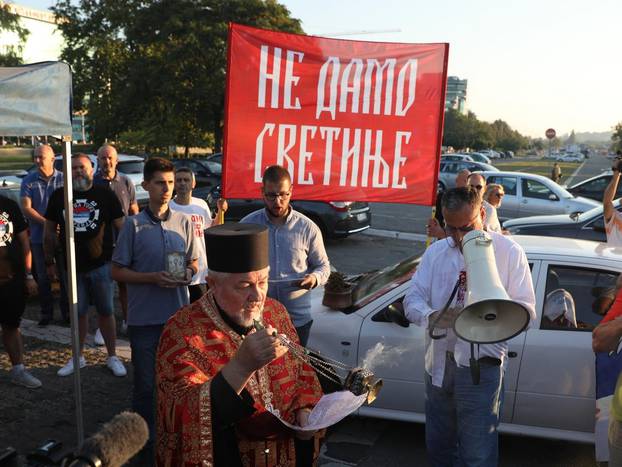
[403,231,536,387]
[169,198,212,285]
[606,210,622,248]
[483,200,502,233]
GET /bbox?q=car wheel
[308,215,330,240]
[437,181,446,192]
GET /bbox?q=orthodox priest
[156,223,323,466]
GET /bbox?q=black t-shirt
[0,195,28,283]
[46,185,124,272]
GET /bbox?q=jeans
[31,243,69,320]
[425,354,504,467]
[76,263,114,316]
[295,320,313,347]
[128,324,165,445]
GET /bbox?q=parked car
[477,171,600,220]
[557,153,584,163]
[566,171,620,201]
[171,158,221,188]
[463,152,491,164]
[205,152,222,164]
[437,160,498,192]
[307,235,622,443]
[206,184,370,239]
[503,201,621,242]
[440,154,473,162]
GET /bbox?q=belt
[445,351,501,367]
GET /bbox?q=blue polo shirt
[112,208,199,326]
[19,169,64,243]
[93,170,136,216]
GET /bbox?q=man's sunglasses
[264,191,291,201]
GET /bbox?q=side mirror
[569,212,580,221]
[548,193,559,201]
[372,302,410,328]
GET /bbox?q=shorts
[77,263,114,316]
[0,280,26,328]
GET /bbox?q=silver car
[307,236,621,443]
[438,160,498,192]
[479,171,600,220]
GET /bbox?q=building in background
[0,3,63,63]
[445,76,468,114]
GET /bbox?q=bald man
[94,144,138,339]
[20,144,68,326]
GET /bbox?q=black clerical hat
[206,223,269,273]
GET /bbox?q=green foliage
[52,0,302,151]
[0,4,30,66]
[443,109,529,152]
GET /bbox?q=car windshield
[201,160,222,175]
[348,255,420,309]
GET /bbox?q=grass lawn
[0,152,32,171]
[493,159,578,178]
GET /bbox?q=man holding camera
[404,187,536,467]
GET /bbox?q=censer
[253,320,383,404]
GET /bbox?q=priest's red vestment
[156,291,323,466]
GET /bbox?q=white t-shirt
[606,210,622,248]
[169,198,212,285]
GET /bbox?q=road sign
[545,128,556,139]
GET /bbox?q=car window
[522,179,554,200]
[441,162,457,173]
[580,177,610,194]
[117,161,144,174]
[540,265,618,331]
[486,176,517,196]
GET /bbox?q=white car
[478,171,600,220]
[557,153,584,163]
[307,236,622,443]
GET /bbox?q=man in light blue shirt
[240,165,330,346]
[19,144,67,326]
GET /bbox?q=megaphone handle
[428,278,461,340]
[469,343,480,385]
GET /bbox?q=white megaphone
[453,230,530,344]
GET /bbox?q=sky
[16,0,622,138]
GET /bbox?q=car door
[357,286,428,415]
[514,260,619,433]
[518,178,562,217]
[485,175,519,219]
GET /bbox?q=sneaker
[10,367,42,389]
[93,329,105,346]
[57,356,86,377]
[38,318,51,327]
[106,356,127,377]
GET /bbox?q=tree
[52,0,303,152]
[0,3,29,66]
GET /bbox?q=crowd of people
[0,145,331,465]
[5,145,622,465]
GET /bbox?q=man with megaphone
[404,186,536,467]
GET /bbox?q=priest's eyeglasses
[264,191,291,201]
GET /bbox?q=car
[306,235,622,443]
[557,153,584,163]
[566,171,620,201]
[440,154,473,162]
[477,171,600,220]
[437,160,498,192]
[479,149,501,159]
[503,200,622,242]
[206,183,371,239]
[205,152,222,165]
[463,152,491,164]
[171,158,221,188]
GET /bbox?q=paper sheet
[268,390,367,431]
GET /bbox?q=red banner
[223,23,449,205]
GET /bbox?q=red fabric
[223,23,449,206]
[156,292,323,466]
[602,289,622,323]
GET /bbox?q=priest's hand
[237,327,288,372]
[222,327,288,394]
[295,408,316,440]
